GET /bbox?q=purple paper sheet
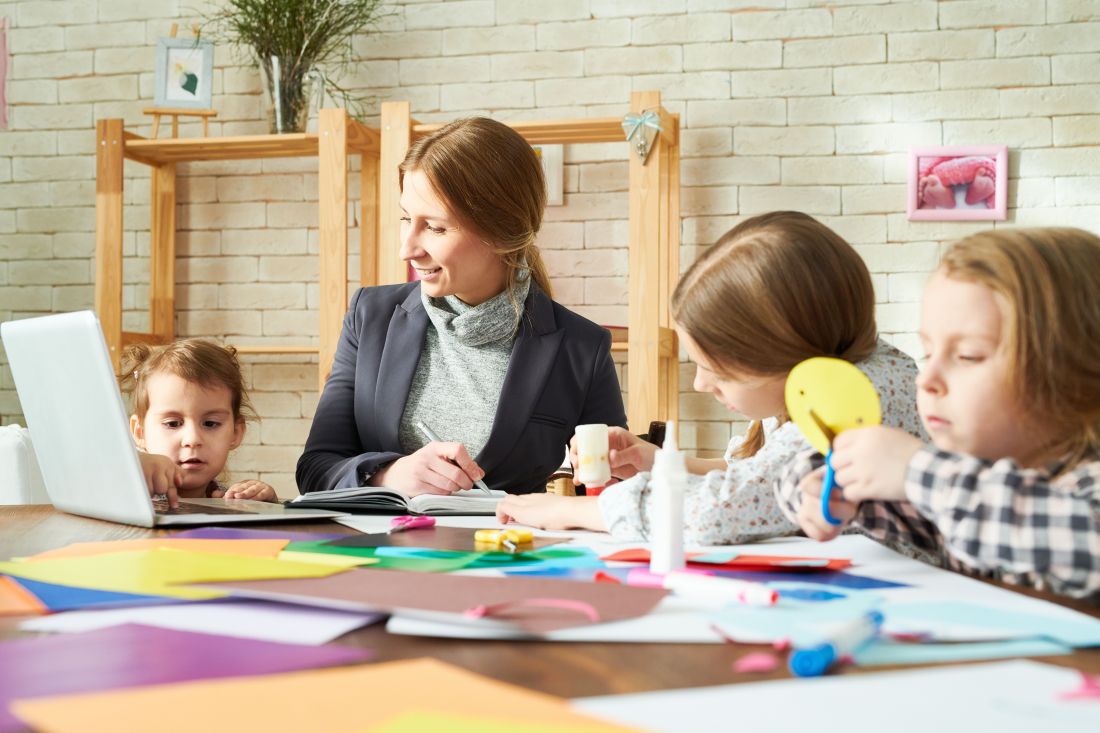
[173,526,348,542]
[0,623,369,733]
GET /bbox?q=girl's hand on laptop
[496,494,605,532]
[222,480,278,503]
[138,452,182,508]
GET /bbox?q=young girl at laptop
[779,227,1100,599]
[121,339,278,507]
[497,211,925,543]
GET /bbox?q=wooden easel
[145,23,217,139]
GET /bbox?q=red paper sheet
[600,549,852,572]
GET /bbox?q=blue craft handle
[821,448,842,526]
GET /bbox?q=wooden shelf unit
[375,91,680,432]
[94,109,381,389]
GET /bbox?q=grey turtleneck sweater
[398,276,531,460]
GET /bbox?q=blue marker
[788,610,884,677]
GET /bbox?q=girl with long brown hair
[298,117,625,498]
[498,211,924,543]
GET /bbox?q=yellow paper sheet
[28,538,289,561]
[12,658,639,733]
[0,576,46,616]
[0,549,347,601]
[277,550,379,568]
[366,711,631,733]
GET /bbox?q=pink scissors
[388,515,436,534]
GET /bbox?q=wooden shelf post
[378,101,411,286]
[95,119,125,369]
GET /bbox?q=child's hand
[496,494,606,532]
[138,452,182,508]
[830,426,923,503]
[569,426,656,483]
[223,480,278,503]
[797,466,857,541]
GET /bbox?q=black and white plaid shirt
[776,446,1100,600]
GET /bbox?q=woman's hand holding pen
[370,441,486,497]
[569,426,656,483]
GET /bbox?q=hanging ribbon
[621,110,662,164]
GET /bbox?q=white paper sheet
[21,599,383,645]
[574,660,1096,733]
[377,525,1100,645]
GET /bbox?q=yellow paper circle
[784,357,882,454]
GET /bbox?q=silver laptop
[0,311,346,526]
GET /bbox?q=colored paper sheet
[367,711,629,733]
[26,538,289,561]
[12,658,637,733]
[327,525,570,553]
[601,548,852,572]
[174,527,347,542]
[466,546,605,571]
[0,623,370,733]
[0,549,348,600]
[204,567,668,634]
[277,550,379,568]
[21,599,383,646]
[285,541,483,573]
[0,576,44,616]
[709,568,908,590]
[7,576,173,611]
[576,660,1095,733]
[884,601,1100,646]
[854,638,1070,666]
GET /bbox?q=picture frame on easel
[153,36,214,110]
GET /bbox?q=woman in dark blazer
[296,118,626,497]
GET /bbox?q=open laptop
[0,311,346,526]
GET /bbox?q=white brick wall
[3,1,1100,491]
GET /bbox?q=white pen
[417,421,492,494]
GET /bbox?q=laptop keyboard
[152,499,254,516]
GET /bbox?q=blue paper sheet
[709,568,908,590]
[9,576,174,612]
[855,638,1070,666]
[885,601,1100,647]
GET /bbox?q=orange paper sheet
[27,538,289,561]
[0,576,45,616]
[12,658,637,733]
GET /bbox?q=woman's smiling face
[398,169,508,306]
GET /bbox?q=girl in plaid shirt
[497,211,924,543]
[779,227,1100,599]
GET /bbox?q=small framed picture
[907,146,1007,221]
[153,37,214,109]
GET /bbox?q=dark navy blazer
[296,281,627,495]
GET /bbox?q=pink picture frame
[907,146,1007,221]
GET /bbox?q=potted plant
[202,0,388,133]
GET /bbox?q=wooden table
[2,505,1098,703]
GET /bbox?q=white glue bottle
[649,421,686,574]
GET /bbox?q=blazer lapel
[476,284,564,475]
[373,286,428,451]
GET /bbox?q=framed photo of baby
[907,146,1007,221]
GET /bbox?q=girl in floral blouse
[779,227,1100,600]
[498,211,924,544]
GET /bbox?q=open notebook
[287,486,506,516]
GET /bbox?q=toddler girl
[122,339,277,507]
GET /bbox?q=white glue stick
[649,421,686,574]
[574,423,611,488]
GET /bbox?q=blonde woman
[781,227,1100,599]
[498,211,925,543]
[298,118,626,498]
